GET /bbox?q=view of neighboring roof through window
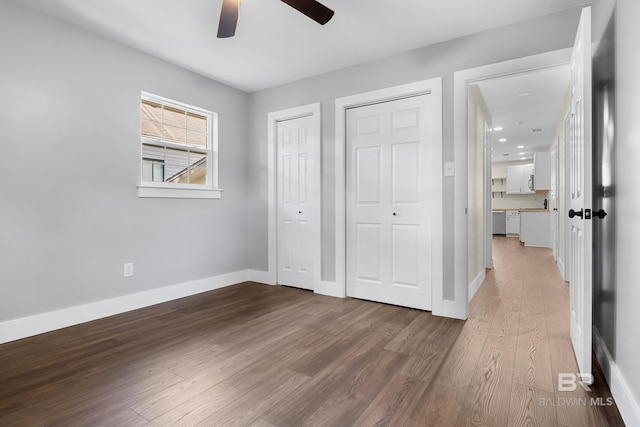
[138,93,220,199]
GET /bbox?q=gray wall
[0,0,249,321]
[612,0,640,409]
[247,7,584,289]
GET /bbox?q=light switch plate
[123,262,134,278]
[444,162,455,177]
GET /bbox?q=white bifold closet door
[346,94,433,310]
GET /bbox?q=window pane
[165,147,190,183]
[187,131,207,148]
[142,144,164,161]
[141,119,162,139]
[142,160,153,182]
[188,152,207,185]
[164,106,186,128]
[140,94,214,190]
[163,125,186,144]
[187,112,207,133]
[152,162,164,182]
[141,100,162,122]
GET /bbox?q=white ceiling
[476,66,571,163]
[18,0,588,93]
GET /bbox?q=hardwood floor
[0,237,625,426]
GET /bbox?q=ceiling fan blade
[280,0,334,25]
[217,0,239,38]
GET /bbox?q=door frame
[551,138,559,262]
[267,103,322,290]
[334,79,443,313]
[454,48,572,319]
[563,112,572,282]
[483,120,493,270]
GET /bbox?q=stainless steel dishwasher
[492,210,506,235]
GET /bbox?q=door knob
[568,209,583,218]
[593,209,607,219]
[298,211,302,214]
[393,212,397,216]
[553,208,558,211]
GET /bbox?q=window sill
[137,185,222,199]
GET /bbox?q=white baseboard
[0,270,249,345]
[593,329,640,427]
[611,362,640,427]
[558,258,566,281]
[314,281,345,298]
[248,269,276,285]
[468,269,486,302]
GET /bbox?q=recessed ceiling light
[520,157,526,160]
[493,127,503,131]
[499,138,507,142]
[517,145,524,149]
[517,120,525,125]
[517,91,533,97]
[519,152,525,155]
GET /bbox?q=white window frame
[137,91,221,199]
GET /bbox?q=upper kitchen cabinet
[506,164,534,194]
[533,151,551,191]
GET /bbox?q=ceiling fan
[217,0,335,38]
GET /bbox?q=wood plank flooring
[0,237,625,426]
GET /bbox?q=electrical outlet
[123,262,134,278]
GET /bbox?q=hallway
[465,236,623,425]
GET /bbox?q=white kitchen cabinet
[506,164,534,194]
[506,166,521,193]
[520,211,551,247]
[533,152,551,191]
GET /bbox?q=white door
[550,143,558,260]
[346,95,432,310]
[277,114,319,290]
[568,7,593,380]
[483,122,492,269]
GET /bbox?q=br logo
[558,373,594,391]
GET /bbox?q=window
[138,92,220,199]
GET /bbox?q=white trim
[137,186,222,199]
[483,122,493,270]
[0,270,249,344]
[454,48,573,320]
[558,258,566,281]
[267,103,322,290]
[334,79,443,312]
[248,269,275,285]
[611,363,640,427]
[315,281,342,298]
[593,330,640,427]
[138,91,220,196]
[468,269,486,302]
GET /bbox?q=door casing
[454,48,573,320]
[267,103,321,290]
